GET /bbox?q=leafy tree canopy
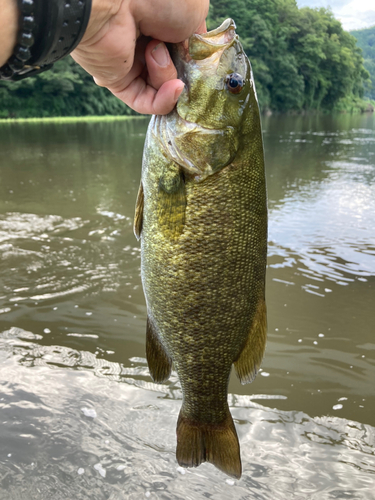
[351,25,375,100]
[0,57,131,119]
[208,0,370,111]
[0,0,370,117]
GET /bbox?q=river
[0,113,374,499]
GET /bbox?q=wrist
[0,0,18,67]
[1,0,92,81]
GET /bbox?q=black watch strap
[0,0,92,81]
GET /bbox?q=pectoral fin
[158,164,186,240]
[134,182,144,240]
[146,316,172,383]
[234,298,267,384]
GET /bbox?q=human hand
[72,0,209,115]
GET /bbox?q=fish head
[174,18,254,130]
[156,19,260,181]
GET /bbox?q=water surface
[0,114,374,499]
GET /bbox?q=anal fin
[146,316,172,383]
[234,298,267,384]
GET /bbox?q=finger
[145,39,177,90]
[110,77,184,115]
[137,0,209,43]
[196,20,207,34]
[93,35,147,93]
[108,37,183,115]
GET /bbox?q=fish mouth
[189,18,237,60]
[172,18,237,64]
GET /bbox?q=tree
[208,0,370,112]
[351,26,375,100]
[0,0,370,117]
[0,57,133,118]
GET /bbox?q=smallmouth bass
[134,19,267,479]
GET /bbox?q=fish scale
[134,18,267,479]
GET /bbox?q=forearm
[0,0,18,67]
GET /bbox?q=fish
[134,18,267,479]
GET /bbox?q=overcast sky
[296,0,375,31]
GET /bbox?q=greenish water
[0,114,374,499]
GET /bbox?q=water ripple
[0,211,140,306]
[268,158,375,288]
[0,330,374,500]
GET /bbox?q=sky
[296,0,375,31]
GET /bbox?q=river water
[0,113,374,499]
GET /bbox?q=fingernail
[151,42,170,67]
[174,84,185,102]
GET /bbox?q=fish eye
[226,73,244,94]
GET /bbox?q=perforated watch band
[0,0,92,81]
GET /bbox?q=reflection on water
[1,329,374,500]
[268,123,375,289]
[0,114,374,498]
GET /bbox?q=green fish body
[134,19,267,479]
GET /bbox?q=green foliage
[208,0,370,112]
[0,2,370,117]
[332,94,375,113]
[351,26,375,100]
[0,57,133,118]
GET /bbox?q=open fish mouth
[189,18,237,60]
[171,18,238,65]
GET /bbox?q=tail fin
[176,407,241,479]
